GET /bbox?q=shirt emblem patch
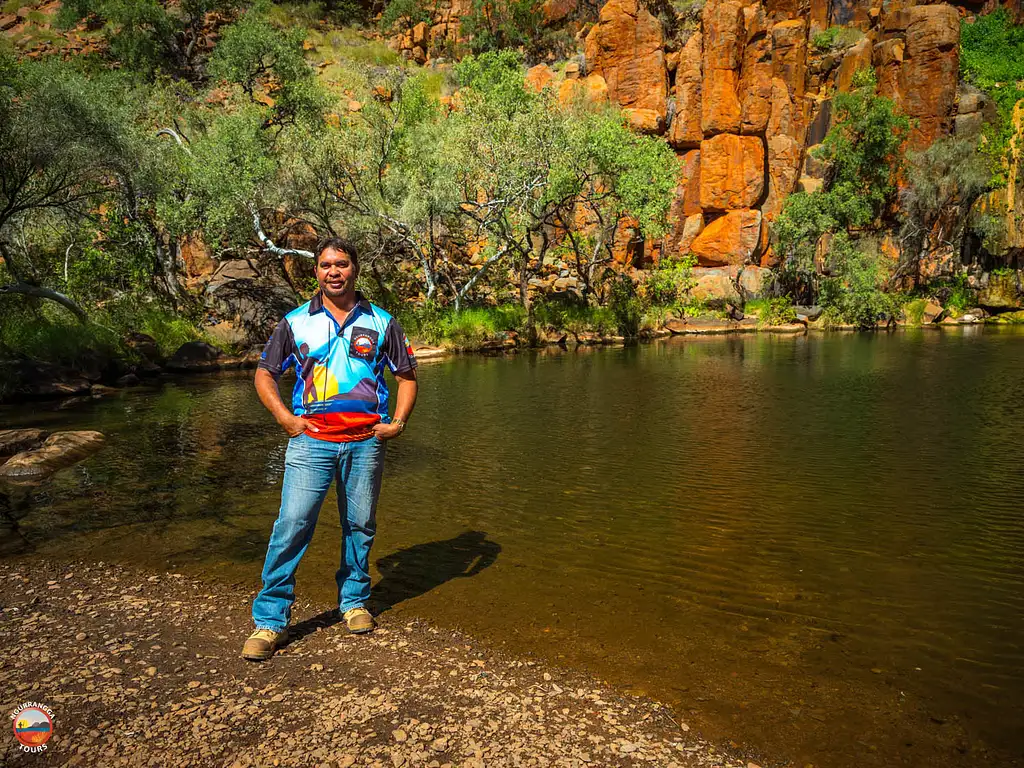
[349,328,379,360]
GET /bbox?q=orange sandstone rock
[763,78,809,219]
[557,74,610,107]
[525,63,556,92]
[701,68,742,135]
[771,19,807,99]
[668,32,702,149]
[699,134,765,211]
[703,0,744,70]
[584,0,667,131]
[542,0,577,25]
[835,37,873,92]
[680,149,702,216]
[901,4,959,147]
[690,209,764,267]
[739,33,772,135]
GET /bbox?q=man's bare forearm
[255,369,296,427]
[393,373,418,424]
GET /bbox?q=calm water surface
[3,328,1024,768]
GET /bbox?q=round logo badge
[353,334,374,355]
[11,703,54,752]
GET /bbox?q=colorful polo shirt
[258,292,417,442]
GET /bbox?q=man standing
[242,237,418,661]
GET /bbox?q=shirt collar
[308,291,372,317]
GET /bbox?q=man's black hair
[316,236,359,268]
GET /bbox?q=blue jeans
[252,433,387,632]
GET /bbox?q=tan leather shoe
[241,628,287,661]
[342,607,375,634]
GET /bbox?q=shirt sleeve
[258,318,298,378]
[381,316,418,375]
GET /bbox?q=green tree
[959,9,1024,180]
[446,51,675,318]
[208,7,327,128]
[774,69,909,305]
[459,0,565,62]
[897,135,996,286]
[818,232,899,328]
[0,55,145,320]
[58,0,246,80]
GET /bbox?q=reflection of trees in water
[19,376,287,549]
[0,489,30,555]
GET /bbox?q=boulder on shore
[978,272,1022,311]
[166,342,224,373]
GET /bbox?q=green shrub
[811,25,862,51]
[944,274,975,316]
[960,9,1024,183]
[639,304,675,332]
[134,309,205,356]
[534,300,617,336]
[400,304,527,348]
[818,233,900,328]
[774,68,909,303]
[0,299,121,369]
[608,274,643,337]
[641,253,696,307]
[902,297,928,326]
[379,0,431,33]
[746,297,797,326]
[459,0,567,61]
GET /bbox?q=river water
[3,328,1024,768]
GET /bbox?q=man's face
[316,247,358,300]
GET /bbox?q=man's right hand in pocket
[282,415,319,437]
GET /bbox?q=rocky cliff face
[584,0,963,270]
[394,0,976,277]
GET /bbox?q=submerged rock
[0,431,105,486]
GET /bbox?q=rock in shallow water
[0,431,105,485]
[0,429,49,458]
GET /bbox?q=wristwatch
[392,417,406,434]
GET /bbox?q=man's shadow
[371,529,501,613]
[286,530,500,645]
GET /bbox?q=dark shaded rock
[124,332,163,365]
[115,373,141,387]
[219,345,265,370]
[0,431,105,486]
[2,359,92,402]
[204,261,299,346]
[166,342,224,373]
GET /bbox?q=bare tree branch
[156,128,191,151]
[250,205,315,259]
[0,281,89,323]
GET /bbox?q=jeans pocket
[285,432,306,458]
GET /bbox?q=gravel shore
[0,560,765,768]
